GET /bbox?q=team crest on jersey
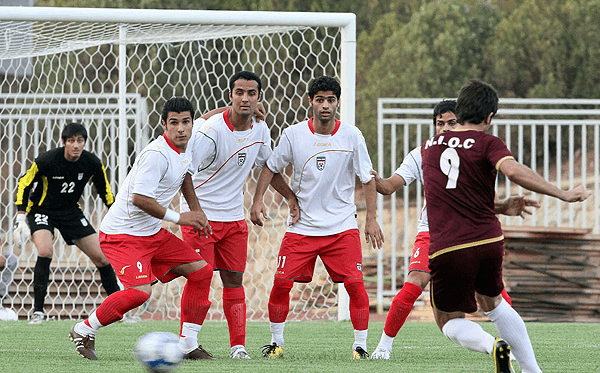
[78,173,84,180]
[316,156,326,171]
[237,152,247,166]
[356,262,363,272]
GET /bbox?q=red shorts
[181,220,248,273]
[408,231,430,274]
[275,229,363,283]
[99,229,204,288]
[429,240,505,313]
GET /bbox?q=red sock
[268,280,293,323]
[95,288,150,326]
[223,286,246,347]
[384,282,423,337]
[344,280,369,330]
[180,265,213,328]
[501,288,512,306]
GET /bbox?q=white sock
[377,332,394,351]
[74,320,98,336]
[87,311,103,331]
[179,322,202,353]
[442,318,496,354]
[270,321,285,347]
[486,299,542,373]
[353,329,368,351]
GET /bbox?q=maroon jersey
[421,130,514,256]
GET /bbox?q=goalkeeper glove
[13,214,30,245]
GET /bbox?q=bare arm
[131,193,210,233]
[370,170,406,195]
[362,178,384,249]
[269,172,299,226]
[250,166,276,226]
[180,173,212,236]
[499,159,591,202]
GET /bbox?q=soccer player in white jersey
[250,76,384,359]
[370,99,537,360]
[181,71,297,359]
[69,97,216,361]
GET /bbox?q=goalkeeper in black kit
[14,122,120,324]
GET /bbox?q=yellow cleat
[261,343,283,358]
[352,346,369,359]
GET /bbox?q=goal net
[0,7,356,322]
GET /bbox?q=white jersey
[267,119,373,236]
[394,146,428,232]
[100,134,194,236]
[181,111,272,221]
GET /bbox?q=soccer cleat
[261,343,283,358]
[231,345,251,359]
[28,311,44,325]
[184,345,215,360]
[493,338,515,373]
[69,325,98,360]
[352,346,369,360]
[370,346,390,360]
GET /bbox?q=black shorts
[27,208,97,245]
[429,240,505,313]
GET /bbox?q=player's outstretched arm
[250,166,276,226]
[269,173,299,226]
[362,178,384,250]
[495,195,541,218]
[370,170,406,195]
[499,159,592,202]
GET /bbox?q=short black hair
[161,97,195,124]
[456,79,498,124]
[61,123,88,142]
[229,71,262,93]
[308,76,341,100]
[432,99,456,125]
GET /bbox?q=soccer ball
[134,332,184,373]
[0,307,18,321]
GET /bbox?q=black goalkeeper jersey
[15,147,114,213]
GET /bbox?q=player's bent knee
[406,271,431,290]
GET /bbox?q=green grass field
[0,320,599,372]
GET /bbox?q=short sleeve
[352,129,374,184]
[132,151,168,198]
[266,129,293,173]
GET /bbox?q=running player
[422,79,591,372]
[69,97,214,361]
[14,122,120,324]
[181,71,297,359]
[250,76,384,359]
[370,99,538,360]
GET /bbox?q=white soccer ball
[0,307,18,321]
[134,332,184,373]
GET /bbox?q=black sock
[33,256,52,313]
[97,264,120,295]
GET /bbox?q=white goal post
[0,7,355,321]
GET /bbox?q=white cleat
[231,345,251,359]
[371,346,391,360]
[28,311,44,325]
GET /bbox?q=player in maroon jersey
[422,79,591,373]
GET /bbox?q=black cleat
[493,338,515,373]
